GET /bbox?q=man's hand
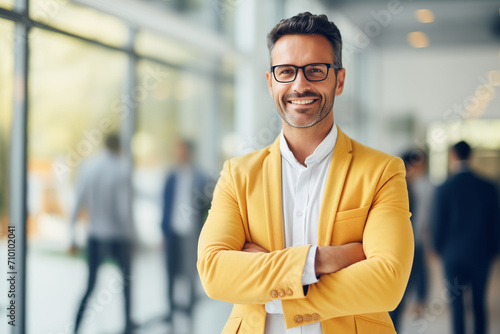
[315,242,366,276]
[242,242,270,253]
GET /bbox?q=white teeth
[289,99,315,105]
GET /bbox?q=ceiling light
[407,32,430,48]
[415,9,435,23]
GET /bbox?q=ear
[266,71,273,97]
[334,68,346,96]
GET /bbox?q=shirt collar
[280,123,338,168]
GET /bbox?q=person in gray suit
[432,141,500,334]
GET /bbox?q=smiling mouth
[288,99,317,105]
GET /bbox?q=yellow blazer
[198,127,414,333]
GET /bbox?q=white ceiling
[326,0,500,48]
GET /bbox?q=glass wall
[132,56,235,255]
[27,27,128,333]
[30,0,128,47]
[0,0,14,9]
[0,17,14,334]
[0,19,14,233]
[1,0,236,332]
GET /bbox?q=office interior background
[1,0,500,333]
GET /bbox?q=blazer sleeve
[197,160,311,305]
[280,157,414,328]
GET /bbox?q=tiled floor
[1,240,499,334]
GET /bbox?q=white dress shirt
[264,124,338,334]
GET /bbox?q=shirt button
[294,315,303,323]
[296,211,303,217]
[270,290,278,298]
[312,313,320,321]
[278,289,285,297]
[286,288,293,296]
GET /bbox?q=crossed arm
[243,242,366,276]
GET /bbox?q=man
[391,149,431,330]
[160,139,212,326]
[198,12,414,333]
[70,134,136,334]
[432,141,500,334]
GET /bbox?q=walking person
[70,134,136,334]
[391,149,431,330]
[161,139,212,329]
[433,141,500,334]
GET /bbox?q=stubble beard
[278,93,335,129]
[276,78,338,129]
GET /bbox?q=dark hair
[105,133,120,152]
[267,12,343,68]
[400,148,427,172]
[452,141,471,160]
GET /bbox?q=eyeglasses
[271,63,341,83]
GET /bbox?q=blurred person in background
[391,148,431,330]
[160,139,212,328]
[69,133,136,334]
[432,141,500,334]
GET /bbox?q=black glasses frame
[271,63,341,83]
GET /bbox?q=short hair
[105,134,120,152]
[401,148,427,170]
[267,12,343,68]
[452,141,471,160]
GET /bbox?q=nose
[291,68,311,92]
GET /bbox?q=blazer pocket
[332,206,370,245]
[222,317,243,334]
[354,315,396,334]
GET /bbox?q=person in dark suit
[391,149,431,330]
[432,141,500,334]
[161,139,212,326]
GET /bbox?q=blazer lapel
[317,126,353,246]
[263,137,285,251]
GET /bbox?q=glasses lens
[305,64,328,81]
[274,65,296,82]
